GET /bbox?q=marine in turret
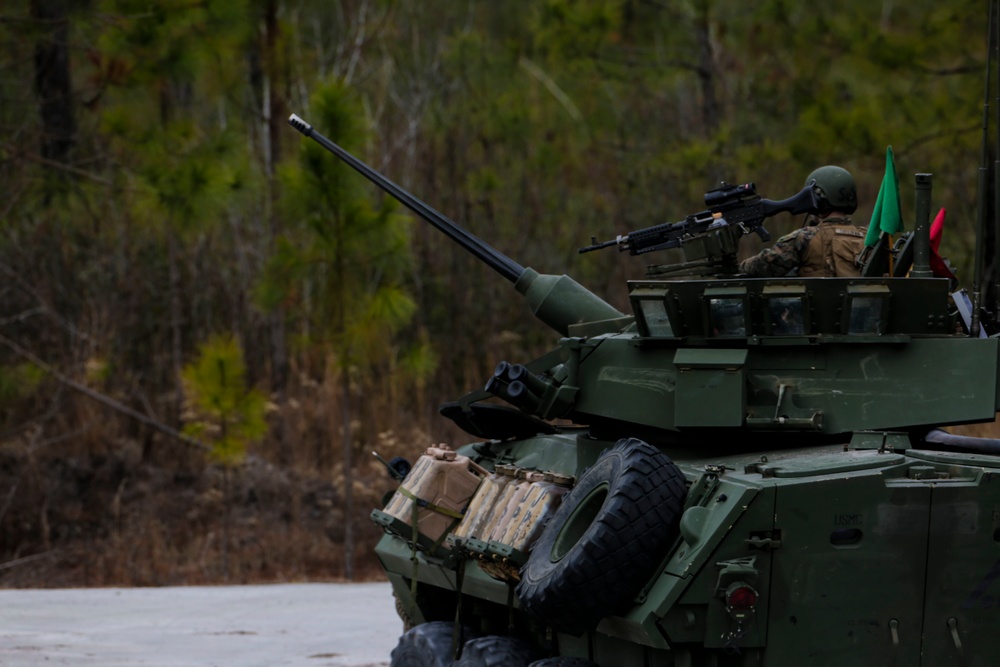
[739,165,868,277]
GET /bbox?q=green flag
[865,145,904,246]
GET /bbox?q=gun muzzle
[288,114,313,137]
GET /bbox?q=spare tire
[516,438,687,635]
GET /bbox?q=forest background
[0,0,995,586]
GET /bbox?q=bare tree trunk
[334,194,354,580]
[694,3,718,138]
[31,0,75,163]
[261,0,290,464]
[30,0,76,203]
[264,0,288,397]
[341,368,354,580]
[264,0,286,177]
[168,231,184,426]
[222,465,230,583]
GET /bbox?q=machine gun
[580,182,821,276]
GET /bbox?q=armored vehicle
[290,64,1000,664]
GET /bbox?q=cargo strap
[409,496,420,599]
[452,559,467,660]
[404,488,462,601]
[397,486,465,519]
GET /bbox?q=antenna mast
[994,0,1000,321]
[973,0,996,337]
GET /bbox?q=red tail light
[725,583,758,620]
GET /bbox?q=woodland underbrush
[0,377,444,588]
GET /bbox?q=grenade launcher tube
[288,114,625,335]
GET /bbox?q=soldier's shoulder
[775,226,816,246]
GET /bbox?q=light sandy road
[0,582,401,667]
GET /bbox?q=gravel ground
[0,582,401,667]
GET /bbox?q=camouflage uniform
[739,216,867,278]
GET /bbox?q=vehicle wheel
[528,659,600,667]
[516,438,687,635]
[452,635,535,666]
[390,621,461,667]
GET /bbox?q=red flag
[928,208,955,280]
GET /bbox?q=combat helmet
[805,165,858,214]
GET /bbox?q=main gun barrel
[288,114,524,284]
[288,114,627,335]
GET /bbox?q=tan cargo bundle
[373,445,487,556]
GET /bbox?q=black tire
[516,438,687,635]
[391,622,461,667]
[528,659,600,667]
[452,636,535,667]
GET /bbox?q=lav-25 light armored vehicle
[289,54,1000,665]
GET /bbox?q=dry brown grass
[0,442,399,588]
[0,368,441,588]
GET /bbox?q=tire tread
[516,438,687,635]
